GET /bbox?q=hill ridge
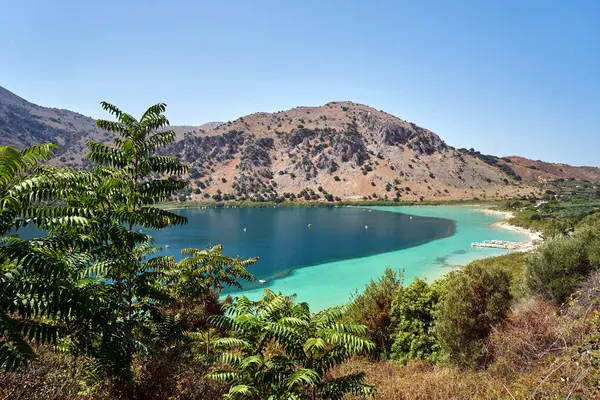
[1,86,599,202]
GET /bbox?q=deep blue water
[149,207,455,290]
[13,207,456,292]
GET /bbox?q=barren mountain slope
[0,86,210,169]
[505,156,600,183]
[5,86,595,201]
[164,101,544,202]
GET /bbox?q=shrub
[489,297,558,372]
[333,176,340,181]
[525,226,600,305]
[390,278,445,364]
[345,268,403,360]
[436,265,512,367]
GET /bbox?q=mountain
[1,86,599,202]
[503,156,600,183]
[0,85,105,167]
[0,86,214,169]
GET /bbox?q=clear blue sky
[1,0,599,166]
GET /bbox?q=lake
[16,205,530,310]
[151,206,528,309]
[150,206,456,287]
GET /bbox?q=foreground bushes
[345,268,402,360]
[390,278,444,364]
[436,265,512,367]
[338,271,600,399]
[525,226,600,305]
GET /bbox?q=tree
[73,102,190,379]
[435,265,512,367]
[206,291,375,399]
[345,268,402,360]
[390,278,444,364]
[1,102,192,379]
[172,245,257,307]
[525,225,600,305]
[0,144,94,373]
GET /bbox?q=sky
[1,0,599,166]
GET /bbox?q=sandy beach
[477,208,542,251]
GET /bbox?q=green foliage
[436,265,512,367]
[0,102,192,379]
[206,291,375,399]
[501,185,600,237]
[390,278,445,364]
[462,252,527,299]
[173,245,257,303]
[345,268,402,360]
[525,225,600,305]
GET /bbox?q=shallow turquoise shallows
[227,206,528,310]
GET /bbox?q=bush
[436,265,512,367]
[333,176,340,181]
[345,268,403,360]
[390,278,445,364]
[489,297,558,372]
[525,226,600,305]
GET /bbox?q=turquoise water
[233,206,529,310]
[148,206,455,288]
[14,205,529,310]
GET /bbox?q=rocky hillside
[505,156,600,183]
[159,102,546,202]
[0,85,108,168]
[2,86,598,202]
[0,86,210,169]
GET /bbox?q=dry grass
[0,348,226,400]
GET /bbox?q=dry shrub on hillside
[0,348,226,400]
[489,297,560,373]
[0,347,86,400]
[335,358,504,399]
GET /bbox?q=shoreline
[476,208,542,251]
[158,199,502,210]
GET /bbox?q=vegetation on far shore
[496,179,600,237]
[158,198,502,209]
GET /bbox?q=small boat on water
[165,245,170,249]
[259,279,266,284]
